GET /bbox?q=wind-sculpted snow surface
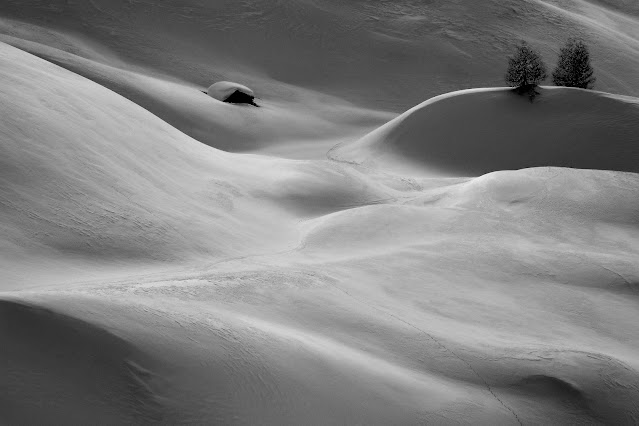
[0,299,164,424]
[0,43,394,286]
[1,1,639,424]
[1,40,639,424]
[2,0,639,159]
[2,0,639,111]
[331,87,639,176]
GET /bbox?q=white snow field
[331,87,639,177]
[1,0,639,424]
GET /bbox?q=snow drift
[330,88,639,176]
[0,298,164,424]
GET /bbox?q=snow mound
[330,88,639,176]
[207,81,255,102]
[0,299,162,424]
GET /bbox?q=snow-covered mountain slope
[1,1,639,424]
[331,87,639,176]
[2,0,639,112]
[1,40,639,424]
[0,42,398,287]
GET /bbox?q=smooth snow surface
[207,81,255,101]
[331,87,639,176]
[1,1,639,425]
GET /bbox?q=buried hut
[206,81,258,106]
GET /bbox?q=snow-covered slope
[0,42,396,287]
[331,87,639,176]
[2,0,639,111]
[1,1,639,424]
[1,40,639,424]
[2,0,638,160]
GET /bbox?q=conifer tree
[505,41,548,89]
[552,38,596,89]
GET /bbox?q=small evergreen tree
[552,38,596,89]
[505,41,548,89]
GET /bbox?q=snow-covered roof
[206,81,254,101]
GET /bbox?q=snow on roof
[206,81,254,101]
